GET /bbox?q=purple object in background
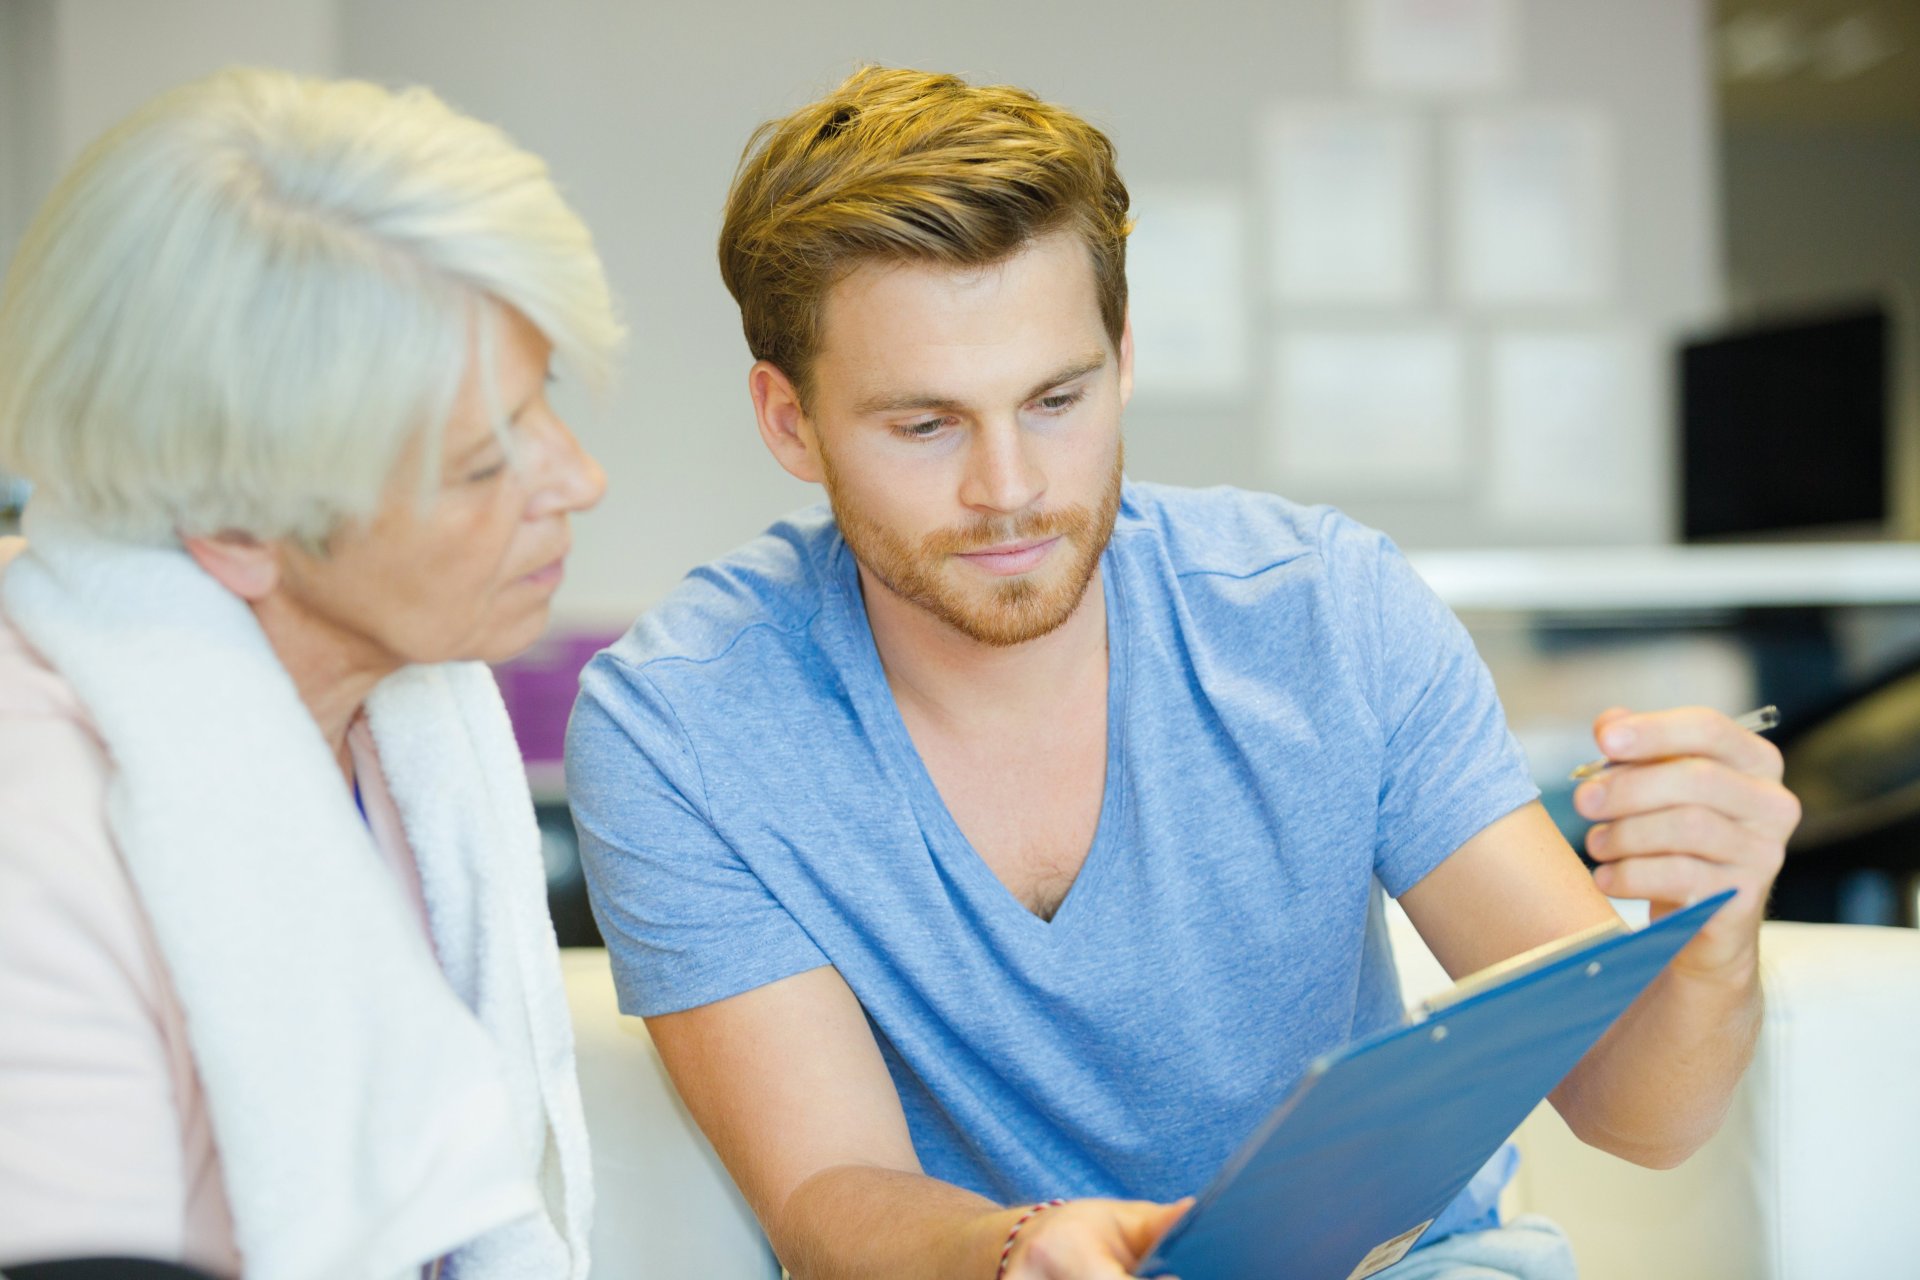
[493,627,623,768]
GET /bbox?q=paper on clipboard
[1418,916,1626,1015]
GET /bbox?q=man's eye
[1037,391,1084,413]
[895,418,948,440]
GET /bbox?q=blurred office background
[2,0,1916,932]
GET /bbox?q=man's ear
[1117,309,1135,409]
[748,360,825,485]
[183,530,282,601]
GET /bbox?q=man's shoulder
[610,504,839,668]
[1116,482,1386,587]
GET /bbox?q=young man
[568,68,1798,1279]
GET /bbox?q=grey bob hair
[0,66,623,546]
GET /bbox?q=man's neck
[859,562,1108,731]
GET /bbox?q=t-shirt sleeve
[1321,512,1540,897]
[566,653,830,1017]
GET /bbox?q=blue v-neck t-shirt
[567,483,1540,1236]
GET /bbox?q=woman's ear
[183,530,282,601]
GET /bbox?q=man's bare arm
[644,966,1186,1279]
[1399,707,1794,1168]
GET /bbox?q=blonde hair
[718,66,1132,406]
[0,67,622,546]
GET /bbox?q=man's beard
[822,445,1125,648]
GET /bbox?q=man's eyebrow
[850,352,1108,416]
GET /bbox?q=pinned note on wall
[1268,326,1469,490]
[1126,185,1252,400]
[1450,109,1614,306]
[1352,0,1519,95]
[1264,105,1428,306]
[1486,329,1656,529]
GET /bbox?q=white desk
[1410,543,1920,612]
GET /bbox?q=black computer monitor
[1679,305,1891,541]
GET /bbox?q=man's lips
[954,536,1060,576]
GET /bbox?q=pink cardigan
[0,543,435,1274]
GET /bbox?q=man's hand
[1576,705,1801,979]
[1001,1198,1191,1280]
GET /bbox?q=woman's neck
[250,594,399,787]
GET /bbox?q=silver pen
[1567,705,1781,782]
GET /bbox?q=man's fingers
[1576,757,1801,838]
[1115,1198,1193,1256]
[1585,805,1783,874]
[1591,851,1736,905]
[1589,705,1784,779]
[1591,705,1632,733]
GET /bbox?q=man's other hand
[1576,705,1801,980]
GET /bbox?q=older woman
[0,70,620,1278]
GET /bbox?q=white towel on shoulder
[1,510,592,1280]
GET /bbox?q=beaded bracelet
[996,1199,1067,1278]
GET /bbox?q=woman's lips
[955,536,1060,577]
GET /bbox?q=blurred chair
[1388,905,1920,1280]
[561,951,779,1279]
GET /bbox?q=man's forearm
[1550,956,1764,1168]
[776,1163,1023,1280]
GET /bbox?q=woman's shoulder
[0,545,138,956]
[0,544,222,1272]
[0,542,93,723]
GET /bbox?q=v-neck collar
[826,532,1132,937]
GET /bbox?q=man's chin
[928,566,1093,647]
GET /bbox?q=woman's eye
[466,460,508,484]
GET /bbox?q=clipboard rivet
[1585,961,1603,977]
[1430,1025,1448,1042]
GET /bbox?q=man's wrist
[1670,935,1763,994]
[995,1199,1066,1277]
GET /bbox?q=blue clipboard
[1136,890,1736,1280]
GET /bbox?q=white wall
[0,0,337,208]
[4,0,1724,624]
[0,2,54,288]
[335,0,1721,624]
[44,0,338,169]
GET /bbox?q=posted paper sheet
[1269,327,1468,490]
[1353,0,1519,94]
[1265,106,1427,306]
[1451,110,1613,306]
[1487,329,1655,527]
[1125,185,1251,400]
